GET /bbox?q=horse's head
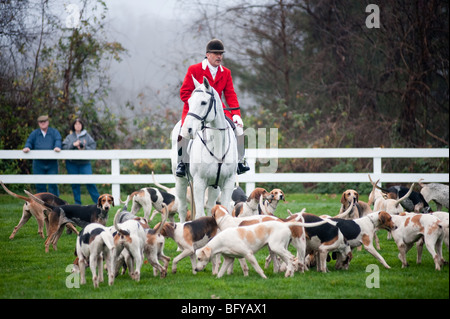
[181,76,217,139]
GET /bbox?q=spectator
[62,118,99,205]
[23,115,62,196]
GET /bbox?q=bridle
[186,89,218,130]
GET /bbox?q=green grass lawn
[0,192,448,299]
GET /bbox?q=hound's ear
[202,247,212,260]
[340,192,346,205]
[192,75,201,89]
[203,76,211,91]
[97,196,102,208]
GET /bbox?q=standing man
[23,115,62,196]
[176,39,250,177]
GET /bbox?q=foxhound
[144,204,170,278]
[431,211,449,251]
[372,178,431,213]
[339,189,372,219]
[390,212,445,270]
[259,188,286,215]
[129,187,178,222]
[25,190,114,252]
[159,216,219,274]
[112,209,147,281]
[211,204,329,273]
[368,179,415,215]
[76,223,115,288]
[287,212,352,272]
[419,179,449,211]
[1,181,67,239]
[232,187,269,217]
[330,211,396,269]
[195,216,332,279]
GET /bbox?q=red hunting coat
[180,59,241,125]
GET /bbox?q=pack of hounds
[1,174,448,288]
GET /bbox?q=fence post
[111,159,121,205]
[373,147,382,187]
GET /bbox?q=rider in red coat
[176,39,250,176]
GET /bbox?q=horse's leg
[205,187,220,216]
[193,178,207,218]
[220,176,236,215]
[175,176,188,223]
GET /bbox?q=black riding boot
[176,135,189,177]
[236,132,250,175]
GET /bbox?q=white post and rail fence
[1,148,448,206]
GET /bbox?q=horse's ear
[192,75,201,89]
[203,76,211,91]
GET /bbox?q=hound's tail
[1,181,31,202]
[154,203,168,236]
[367,174,382,206]
[101,230,115,250]
[333,200,356,219]
[286,212,337,227]
[259,195,271,215]
[152,171,172,192]
[119,195,131,212]
[368,174,390,193]
[394,183,415,207]
[113,209,129,236]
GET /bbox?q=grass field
[0,192,448,300]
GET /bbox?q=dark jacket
[25,127,62,151]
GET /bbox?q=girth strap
[212,163,222,189]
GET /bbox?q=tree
[0,0,127,152]
[180,0,449,148]
[0,0,127,178]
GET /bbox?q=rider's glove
[232,115,243,128]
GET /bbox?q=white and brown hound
[232,187,269,217]
[195,216,332,279]
[159,216,219,274]
[368,179,415,215]
[431,211,449,251]
[112,209,147,281]
[76,223,115,288]
[391,212,445,270]
[330,211,396,269]
[129,187,176,221]
[145,204,170,278]
[259,188,286,215]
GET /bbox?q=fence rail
[1,148,448,205]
